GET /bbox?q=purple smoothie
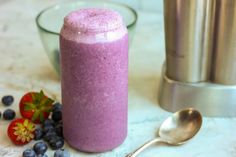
[60,8,128,152]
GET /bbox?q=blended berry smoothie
[60,8,128,152]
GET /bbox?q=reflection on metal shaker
[211,0,236,85]
[159,0,236,117]
[164,0,215,82]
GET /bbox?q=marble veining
[0,0,236,157]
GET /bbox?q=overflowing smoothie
[60,8,128,152]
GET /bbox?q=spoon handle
[126,138,164,157]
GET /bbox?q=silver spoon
[126,108,202,157]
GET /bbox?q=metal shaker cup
[164,0,215,82]
[211,0,236,85]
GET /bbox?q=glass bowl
[36,0,138,75]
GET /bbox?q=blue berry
[2,95,14,106]
[37,154,48,157]
[55,124,63,137]
[43,124,55,133]
[52,102,62,112]
[43,119,55,127]
[22,148,36,157]
[52,110,62,122]
[43,130,57,142]
[33,142,48,155]
[34,128,44,140]
[54,149,70,157]
[3,109,15,120]
[56,121,63,126]
[49,136,64,150]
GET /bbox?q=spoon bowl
[127,108,202,157]
[159,108,202,145]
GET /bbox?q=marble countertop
[0,0,236,157]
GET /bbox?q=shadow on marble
[34,64,59,82]
[129,73,161,106]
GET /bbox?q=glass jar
[60,8,128,152]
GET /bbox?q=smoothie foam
[61,8,127,43]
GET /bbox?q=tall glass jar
[60,8,128,152]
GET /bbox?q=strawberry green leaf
[39,98,48,107]
[24,102,36,110]
[38,90,44,102]
[41,98,54,107]
[31,92,36,102]
[33,90,44,105]
[32,111,40,122]
[23,119,29,126]
[39,112,44,123]
[43,107,52,113]
[24,90,54,123]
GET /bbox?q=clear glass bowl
[36,0,138,75]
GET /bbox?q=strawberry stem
[24,90,54,123]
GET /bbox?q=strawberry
[19,90,54,123]
[8,118,35,145]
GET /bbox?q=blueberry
[52,110,62,122]
[43,119,55,127]
[52,102,62,112]
[54,149,70,157]
[3,109,15,120]
[48,136,61,144]
[43,124,55,133]
[34,128,44,140]
[2,95,14,106]
[56,121,63,126]
[22,149,36,157]
[37,154,48,157]
[49,136,64,150]
[55,124,63,137]
[33,142,48,155]
[43,131,57,142]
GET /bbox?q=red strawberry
[8,118,35,145]
[19,90,54,123]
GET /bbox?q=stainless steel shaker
[159,0,236,117]
[164,0,215,82]
[211,0,236,85]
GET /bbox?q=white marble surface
[0,0,236,157]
